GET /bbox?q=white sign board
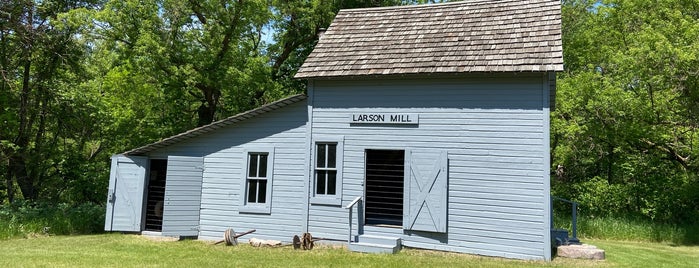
[349,113,419,125]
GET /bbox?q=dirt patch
[140,235,179,242]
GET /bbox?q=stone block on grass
[557,244,605,260]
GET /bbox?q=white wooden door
[105,155,148,232]
[404,150,448,233]
[161,156,204,237]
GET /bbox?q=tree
[553,0,699,223]
[89,0,421,144]
[90,0,283,130]
[0,0,105,202]
[268,0,416,91]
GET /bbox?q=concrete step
[349,242,401,254]
[357,235,401,247]
[348,235,401,254]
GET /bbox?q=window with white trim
[240,148,274,214]
[311,136,343,205]
[315,143,337,195]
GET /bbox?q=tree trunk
[10,2,39,201]
[197,102,215,126]
[5,167,14,204]
[10,154,36,201]
[195,82,220,126]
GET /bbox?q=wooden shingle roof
[295,0,563,79]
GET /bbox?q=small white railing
[345,196,364,243]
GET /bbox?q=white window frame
[239,147,274,214]
[310,136,344,206]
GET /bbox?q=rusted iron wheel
[292,235,301,250]
[301,232,314,250]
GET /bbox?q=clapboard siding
[308,75,550,260]
[147,101,308,242]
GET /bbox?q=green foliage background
[0,0,697,236]
[552,0,699,224]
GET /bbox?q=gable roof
[124,94,307,155]
[295,0,563,79]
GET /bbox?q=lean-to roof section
[124,94,307,155]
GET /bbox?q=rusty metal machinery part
[224,228,237,246]
[301,232,314,250]
[292,235,301,249]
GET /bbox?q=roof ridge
[339,0,544,13]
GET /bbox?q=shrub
[0,201,104,239]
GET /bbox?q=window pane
[248,154,258,177]
[327,171,337,195]
[327,144,336,168]
[258,180,267,203]
[316,144,326,168]
[258,154,268,178]
[247,180,257,203]
[316,170,326,195]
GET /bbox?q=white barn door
[162,156,204,237]
[105,155,148,232]
[404,150,448,233]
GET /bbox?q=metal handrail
[345,196,362,209]
[345,196,364,243]
[551,196,580,244]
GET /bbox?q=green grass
[577,217,699,244]
[552,214,699,245]
[590,239,699,268]
[0,234,697,267]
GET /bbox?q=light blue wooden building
[104,0,563,261]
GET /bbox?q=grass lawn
[0,234,696,267]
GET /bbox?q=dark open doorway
[365,149,405,227]
[145,159,167,232]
